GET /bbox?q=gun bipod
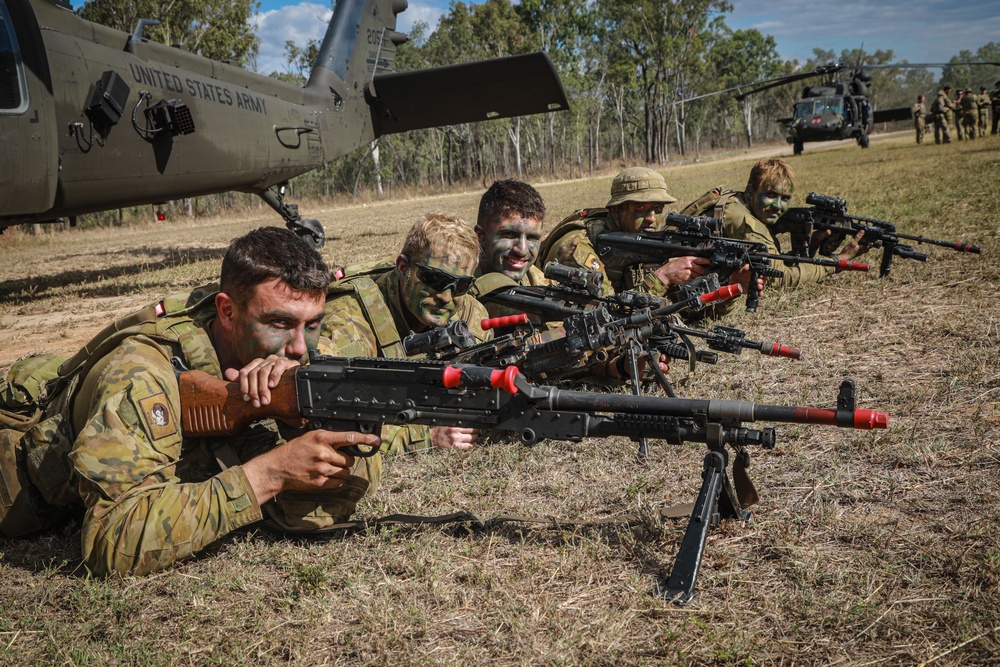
[653,429,754,605]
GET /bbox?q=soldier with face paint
[474,179,547,286]
[321,213,490,454]
[539,167,733,299]
[470,179,552,321]
[55,227,380,576]
[679,158,868,313]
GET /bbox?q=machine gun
[418,275,800,459]
[595,212,869,312]
[781,192,982,278]
[177,355,889,603]
[469,264,800,379]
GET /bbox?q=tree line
[72,0,999,225]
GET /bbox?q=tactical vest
[329,263,408,359]
[0,287,217,537]
[679,186,738,220]
[540,208,644,292]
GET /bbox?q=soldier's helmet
[965,88,973,94]
[606,167,676,208]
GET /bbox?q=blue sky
[250,0,1000,76]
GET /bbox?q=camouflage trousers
[934,116,951,144]
[980,109,989,136]
[963,114,977,139]
[914,117,925,144]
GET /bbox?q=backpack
[328,260,407,358]
[678,186,734,219]
[0,287,217,537]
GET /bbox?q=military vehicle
[673,61,998,155]
[0,0,569,245]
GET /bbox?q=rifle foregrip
[482,314,529,330]
[178,369,302,437]
[837,260,869,272]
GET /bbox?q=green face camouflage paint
[617,201,665,233]
[751,179,794,226]
[400,251,476,330]
[229,279,325,366]
[480,214,543,281]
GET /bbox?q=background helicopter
[0,0,569,246]
[673,60,998,155]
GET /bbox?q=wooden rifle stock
[178,369,303,437]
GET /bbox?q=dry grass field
[1,132,998,666]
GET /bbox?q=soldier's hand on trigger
[243,430,377,504]
[431,426,478,451]
[226,354,300,408]
[653,256,711,287]
[809,228,833,255]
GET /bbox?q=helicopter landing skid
[259,184,326,249]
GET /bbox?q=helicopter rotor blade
[664,60,1000,109]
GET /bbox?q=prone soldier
[472,179,550,319]
[538,167,711,298]
[678,159,868,316]
[321,213,489,453]
[1,227,380,575]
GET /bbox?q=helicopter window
[824,98,844,114]
[0,0,26,112]
[793,101,816,119]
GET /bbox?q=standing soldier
[953,89,965,140]
[961,88,978,140]
[978,86,990,137]
[931,88,954,144]
[991,81,1000,135]
[912,94,926,144]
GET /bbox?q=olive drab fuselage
[0,0,568,230]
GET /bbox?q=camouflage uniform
[472,263,549,320]
[954,91,965,140]
[539,168,677,299]
[50,286,379,575]
[321,266,491,453]
[978,88,990,136]
[912,99,926,144]
[930,91,954,144]
[960,90,978,139]
[539,209,668,298]
[991,83,1000,135]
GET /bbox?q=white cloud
[251,1,451,76]
[251,2,333,76]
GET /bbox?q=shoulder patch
[137,392,177,441]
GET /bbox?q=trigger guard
[340,443,382,458]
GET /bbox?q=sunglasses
[408,259,476,296]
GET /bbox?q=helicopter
[672,60,998,155]
[0,0,569,246]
